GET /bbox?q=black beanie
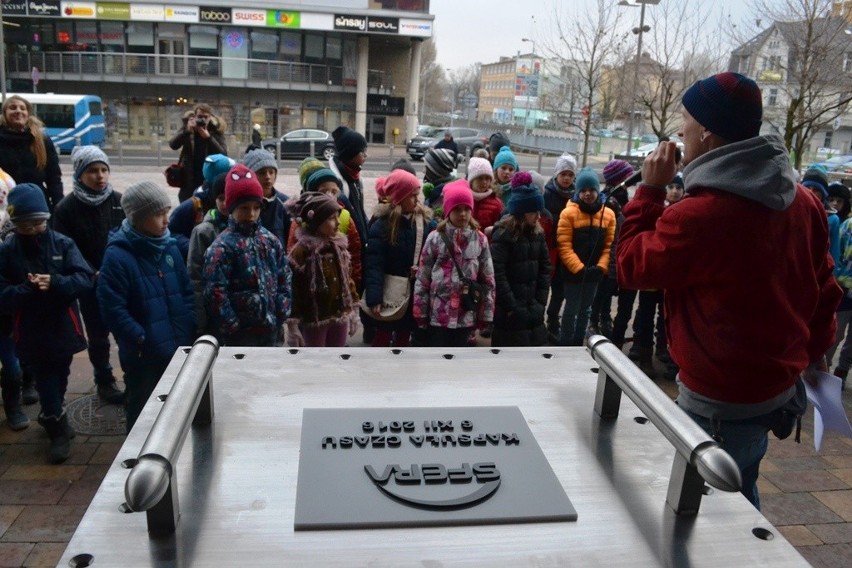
[332,126,367,163]
[208,172,228,202]
[488,132,511,155]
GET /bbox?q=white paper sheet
[803,371,852,452]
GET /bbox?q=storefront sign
[399,18,432,38]
[367,94,405,117]
[294,406,576,530]
[199,6,230,23]
[1,0,28,16]
[266,10,299,28]
[27,0,61,16]
[367,16,398,34]
[164,5,198,23]
[129,3,163,20]
[61,1,96,18]
[95,2,129,20]
[333,14,366,32]
[232,9,265,26]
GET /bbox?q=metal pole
[625,2,646,155]
[0,4,7,103]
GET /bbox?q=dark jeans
[79,289,114,384]
[426,326,473,347]
[559,280,599,346]
[683,409,769,509]
[611,288,638,345]
[546,270,565,326]
[590,278,617,327]
[634,290,663,348]
[28,356,73,417]
[124,358,171,433]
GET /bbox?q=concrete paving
[1,165,851,566]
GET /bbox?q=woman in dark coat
[0,95,63,212]
[489,173,551,347]
[169,103,228,202]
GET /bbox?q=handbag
[164,162,183,188]
[438,231,484,313]
[360,214,424,322]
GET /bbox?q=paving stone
[763,470,849,493]
[777,524,823,546]
[0,542,33,567]
[766,438,818,459]
[825,455,852,469]
[23,542,67,567]
[59,477,103,506]
[0,505,86,543]
[769,456,833,471]
[756,476,781,495]
[808,523,852,544]
[797,543,852,568]
[79,464,109,481]
[814,490,852,522]
[761,492,843,526]
[830,468,852,486]
[0,506,24,537]
[89,442,123,465]
[0,465,86,482]
[0,481,70,506]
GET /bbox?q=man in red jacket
[617,72,841,509]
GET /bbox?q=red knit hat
[375,169,421,206]
[225,164,263,212]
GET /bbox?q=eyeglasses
[14,219,47,232]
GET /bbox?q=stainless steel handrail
[124,335,219,534]
[587,334,741,514]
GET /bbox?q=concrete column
[356,35,369,135]
[406,38,423,142]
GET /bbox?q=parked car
[615,139,685,168]
[406,126,487,161]
[829,159,852,183]
[639,134,659,143]
[594,128,614,138]
[262,129,336,160]
[808,154,852,173]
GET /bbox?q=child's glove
[348,311,359,337]
[286,319,305,347]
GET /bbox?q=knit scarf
[121,219,174,261]
[73,179,114,207]
[472,189,493,202]
[547,183,573,201]
[341,161,361,182]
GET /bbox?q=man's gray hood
[682,134,797,211]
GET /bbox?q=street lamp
[521,38,536,139]
[618,0,660,155]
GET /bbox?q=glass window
[326,36,342,60]
[304,33,324,60]
[189,27,218,51]
[75,21,98,48]
[251,31,278,57]
[99,22,125,49]
[127,23,154,46]
[280,31,301,58]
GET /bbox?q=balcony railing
[8,51,388,91]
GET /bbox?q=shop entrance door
[157,39,187,75]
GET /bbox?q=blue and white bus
[7,94,105,153]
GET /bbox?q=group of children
[1,126,697,464]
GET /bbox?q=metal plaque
[294,406,577,530]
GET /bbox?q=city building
[0,0,434,146]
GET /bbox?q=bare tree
[418,40,445,122]
[738,0,852,168]
[630,0,726,138]
[549,0,627,166]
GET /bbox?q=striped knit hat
[71,145,109,180]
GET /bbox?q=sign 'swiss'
[294,407,577,530]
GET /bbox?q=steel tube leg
[594,369,622,419]
[667,453,705,515]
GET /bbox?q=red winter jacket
[473,193,504,231]
[617,137,840,405]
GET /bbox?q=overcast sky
[429,0,757,72]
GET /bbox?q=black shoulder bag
[438,230,484,313]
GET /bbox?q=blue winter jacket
[97,224,196,369]
[0,230,93,361]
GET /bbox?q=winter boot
[97,379,126,405]
[38,412,72,464]
[546,318,560,345]
[1,368,30,431]
[627,340,642,362]
[599,316,614,339]
[20,367,38,405]
[655,343,672,365]
[635,344,655,376]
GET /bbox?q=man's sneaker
[97,382,126,405]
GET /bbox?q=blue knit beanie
[802,165,829,200]
[681,72,762,142]
[493,146,518,171]
[203,154,236,185]
[507,172,544,216]
[306,168,343,193]
[7,183,50,223]
[574,167,600,195]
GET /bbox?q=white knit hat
[467,157,493,182]
[554,153,577,176]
